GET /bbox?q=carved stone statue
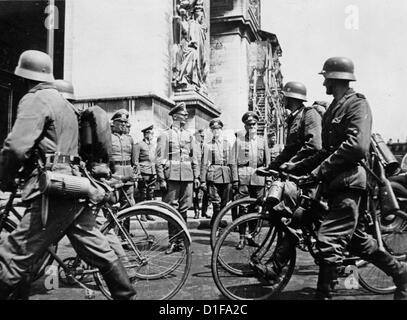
[172,0,208,92]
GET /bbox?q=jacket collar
[326,88,356,116]
[28,82,57,94]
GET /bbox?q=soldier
[250,81,322,280]
[0,50,136,299]
[286,57,407,300]
[193,128,210,219]
[231,111,271,250]
[134,124,156,222]
[156,102,200,254]
[111,109,136,235]
[200,119,232,228]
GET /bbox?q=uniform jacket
[200,138,232,184]
[271,105,322,170]
[155,126,199,182]
[295,88,372,192]
[230,132,270,186]
[111,133,136,179]
[0,83,79,201]
[134,139,156,176]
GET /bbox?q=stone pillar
[208,0,261,135]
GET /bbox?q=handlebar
[256,167,320,187]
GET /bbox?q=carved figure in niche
[172,0,208,91]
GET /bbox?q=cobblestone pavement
[27,209,395,301]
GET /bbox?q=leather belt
[114,160,132,166]
[168,160,191,165]
[45,154,80,166]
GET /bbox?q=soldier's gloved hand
[232,181,239,193]
[310,166,323,182]
[194,178,200,190]
[160,181,167,191]
[200,182,207,192]
[280,162,296,172]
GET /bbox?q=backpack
[79,105,114,177]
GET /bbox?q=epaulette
[355,93,366,99]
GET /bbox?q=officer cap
[111,109,129,122]
[169,102,188,116]
[142,124,154,133]
[241,111,259,124]
[209,118,224,129]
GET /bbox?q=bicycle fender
[137,200,183,221]
[117,204,192,244]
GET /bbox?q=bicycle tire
[211,212,296,300]
[210,198,257,250]
[137,200,184,222]
[93,207,192,300]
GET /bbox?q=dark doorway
[0,0,65,146]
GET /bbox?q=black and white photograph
[0,0,407,310]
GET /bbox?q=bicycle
[211,168,407,300]
[0,176,192,300]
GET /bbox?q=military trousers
[235,185,265,236]
[315,190,407,297]
[163,181,193,243]
[0,196,118,290]
[208,182,230,227]
[138,174,156,201]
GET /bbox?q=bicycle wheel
[94,206,192,300]
[357,257,397,294]
[210,198,257,249]
[137,200,184,222]
[211,212,296,300]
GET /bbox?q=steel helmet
[282,81,307,101]
[319,57,356,81]
[54,79,75,100]
[14,50,55,82]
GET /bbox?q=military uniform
[231,112,270,248]
[134,126,156,202]
[201,123,232,227]
[295,88,407,299]
[0,82,133,299]
[193,129,209,219]
[110,110,136,234]
[269,105,322,171]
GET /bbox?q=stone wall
[64,0,173,100]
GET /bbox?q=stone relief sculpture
[172,0,208,92]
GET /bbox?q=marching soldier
[134,124,156,221]
[156,102,200,254]
[250,81,322,280]
[0,50,136,299]
[111,109,136,234]
[286,57,407,300]
[231,111,271,250]
[200,119,232,228]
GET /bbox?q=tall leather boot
[11,274,31,300]
[315,263,337,300]
[366,249,407,300]
[0,281,14,300]
[100,259,137,300]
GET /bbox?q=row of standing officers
[109,102,271,253]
